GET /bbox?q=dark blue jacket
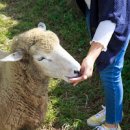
[76,0,130,71]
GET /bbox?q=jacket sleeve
[98,0,126,24]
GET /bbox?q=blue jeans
[85,9,130,124]
[99,35,130,124]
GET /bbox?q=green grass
[0,0,130,130]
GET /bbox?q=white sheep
[0,25,80,130]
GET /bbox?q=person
[69,0,130,130]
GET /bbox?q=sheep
[0,25,80,130]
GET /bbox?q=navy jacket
[76,0,130,71]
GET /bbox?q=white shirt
[85,0,91,9]
[84,0,116,51]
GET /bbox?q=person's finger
[73,75,88,86]
[69,76,83,83]
[82,75,87,80]
[70,75,88,86]
[73,78,84,86]
[70,77,83,86]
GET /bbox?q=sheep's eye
[38,57,46,61]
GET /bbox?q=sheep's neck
[0,62,49,129]
[7,61,49,97]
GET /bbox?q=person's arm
[70,42,103,86]
[86,42,103,62]
[91,20,116,51]
[69,20,116,86]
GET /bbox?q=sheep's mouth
[66,73,80,79]
[66,75,79,79]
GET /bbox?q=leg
[100,61,123,124]
[99,35,130,125]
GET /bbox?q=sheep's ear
[38,22,46,31]
[0,51,23,62]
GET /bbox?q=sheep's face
[0,29,80,82]
[29,30,80,82]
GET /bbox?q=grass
[0,0,130,130]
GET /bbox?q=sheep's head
[0,27,80,82]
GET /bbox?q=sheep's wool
[12,28,59,53]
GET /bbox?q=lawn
[0,0,130,130]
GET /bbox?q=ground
[0,0,130,130]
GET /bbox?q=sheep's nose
[74,70,80,76]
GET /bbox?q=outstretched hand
[69,42,103,86]
[69,57,94,86]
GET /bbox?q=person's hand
[69,42,103,86]
[69,56,95,86]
